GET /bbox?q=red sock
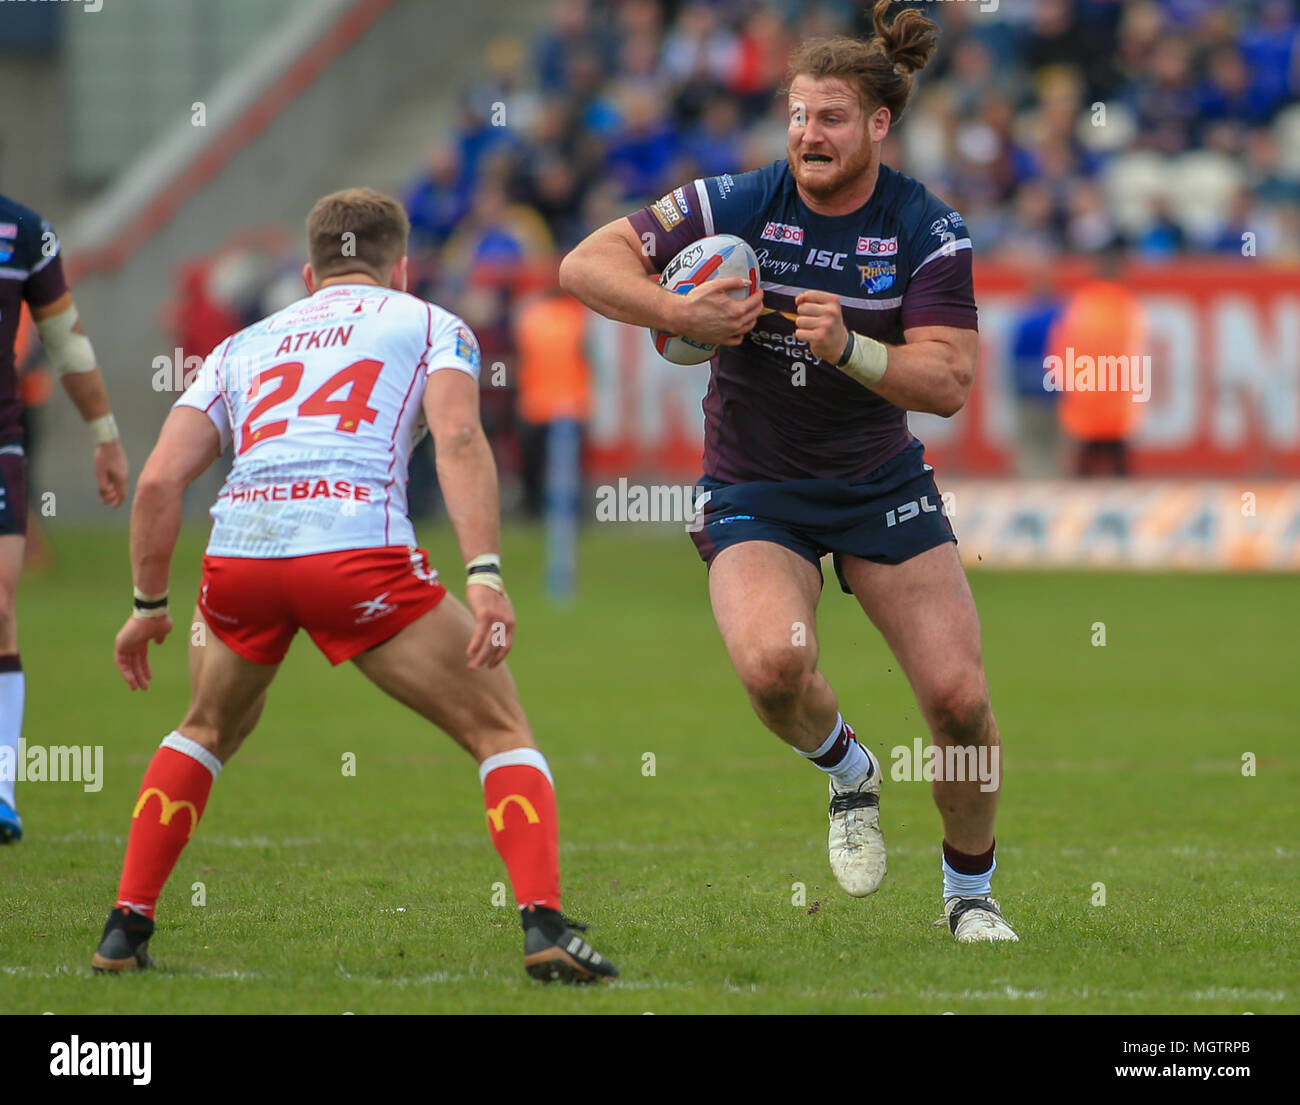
[115,733,222,919]
[481,749,560,910]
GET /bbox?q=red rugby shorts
[198,546,447,665]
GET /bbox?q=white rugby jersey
[175,283,481,558]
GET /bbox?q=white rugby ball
[651,233,760,365]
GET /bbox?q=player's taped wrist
[132,586,168,619]
[89,413,119,445]
[466,553,505,595]
[835,330,888,388]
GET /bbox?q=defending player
[0,194,128,842]
[92,188,617,981]
[560,2,1016,941]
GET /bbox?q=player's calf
[90,733,221,971]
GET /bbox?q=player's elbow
[557,249,582,296]
[434,422,481,460]
[558,238,604,298]
[932,354,975,418]
[134,463,186,502]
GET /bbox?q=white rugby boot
[938,895,1020,943]
[827,748,886,896]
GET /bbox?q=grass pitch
[2,522,1296,1013]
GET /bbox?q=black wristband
[133,596,168,611]
[467,563,501,577]
[836,331,856,368]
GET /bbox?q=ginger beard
[787,77,885,206]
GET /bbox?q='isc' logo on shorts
[885,495,940,527]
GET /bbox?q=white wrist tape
[466,553,504,594]
[837,331,889,389]
[89,413,119,444]
[132,587,169,618]
[34,304,98,377]
[466,572,505,594]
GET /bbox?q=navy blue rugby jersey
[627,160,977,483]
[0,194,69,446]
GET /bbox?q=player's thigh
[181,610,280,756]
[709,540,824,685]
[839,543,991,730]
[349,591,531,754]
[188,608,268,741]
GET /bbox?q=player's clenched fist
[794,289,849,365]
[672,276,765,347]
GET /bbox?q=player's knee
[925,680,992,744]
[738,645,815,715]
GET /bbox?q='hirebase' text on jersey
[628,160,978,483]
[177,284,481,558]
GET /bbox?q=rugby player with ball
[561,1,1017,942]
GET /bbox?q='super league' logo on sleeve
[455,325,480,370]
[651,193,683,232]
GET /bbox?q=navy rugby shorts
[689,440,956,595]
[0,448,26,537]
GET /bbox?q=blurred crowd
[402,0,1300,274]
[152,0,1300,495]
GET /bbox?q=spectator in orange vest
[513,278,591,519]
[1046,248,1148,476]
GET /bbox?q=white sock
[942,855,995,900]
[0,665,23,810]
[797,714,875,789]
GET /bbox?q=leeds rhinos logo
[858,260,896,293]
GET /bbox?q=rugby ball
[651,234,760,365]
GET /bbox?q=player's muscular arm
[874,326,979,417]
[425,367,514,669]
[794,290,977,416]
[31,290,129,506]
[114,407,221,690]
[560,217,763,345]
[426,369,500,565]
[129,407,222,597]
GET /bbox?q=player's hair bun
[869,0,939,77]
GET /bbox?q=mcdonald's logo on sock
[485,794,540,833]
[133,788,199,839]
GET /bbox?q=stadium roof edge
[63,0,398,283]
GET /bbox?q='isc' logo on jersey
[805,248,847,270]
[858,261,896,293]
